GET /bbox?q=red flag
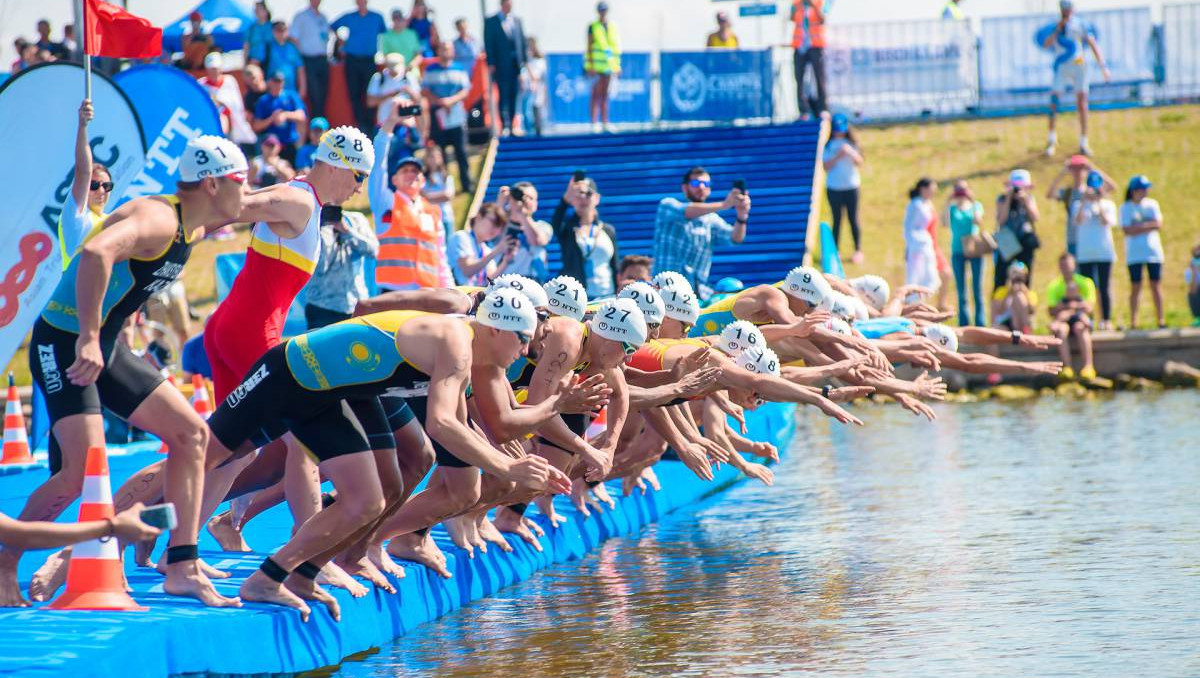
[83,0,162,59]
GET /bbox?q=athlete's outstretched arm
[231,184,314,239]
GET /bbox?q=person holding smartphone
[499,182,553,281]
[653,167,750,298]
[552,175,620,298]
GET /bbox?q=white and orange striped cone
[585,406,608,441]
[48,446,146,611]
[190,374,212,420]
[158,373,179,454]
[2,373,34,465]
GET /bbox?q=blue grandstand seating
[483,122,823,288]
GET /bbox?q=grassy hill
[818,104,1199,329]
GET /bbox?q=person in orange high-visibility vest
[790,0,827,120]
[372,152,454,292]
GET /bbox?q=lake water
[323,391,1200,678]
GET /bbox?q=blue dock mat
[0,403,795,677]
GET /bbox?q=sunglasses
[535,309,551,323]
[689,179,711,188]
[516,330,533,345]
[352,170,367,184]
[226,171,248,185]
[647,322,661,331]
[621,341,638,356]
[90,180,114,192]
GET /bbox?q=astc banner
[547,52,652,125]
[660,49,773,122]
[0,64,145,368]
[111,64,222,209]
[980,7,1154,95]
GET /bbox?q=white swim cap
[652,271,693,294]
[850,296,871,323]
[179,135,248,182]
[735,346,781,377]
[784,266,833,307]
[316,126,375,173]
[828,293,857,323]
[661,287,700,325]
[476,288,538,337]
[490,274,549,309]
[543,276,587,321]
[590,298,648,347]
[719,320,766,357]
[923,323,959,352]
[618,282,666,325]
[824,317,853,336]
[850,274,891,311]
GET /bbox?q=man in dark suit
[484,0,527,135]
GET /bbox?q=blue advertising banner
[547,52,652,125]
[660,50,773,122]
[163,0,255,53]
[112,64,222,209]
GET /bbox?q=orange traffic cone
[2,373,34,465]
[48,446,146,611]
[190,374,212,420]
[585,406,608,441]
[158,374,179,454]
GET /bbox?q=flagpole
[76,0,91,100]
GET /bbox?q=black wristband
[320,492,338,508]
[259,557,290,583]
[165,544,198,564]
[508,503,529,517]
[293,561,322,580]
[821,384,832,399]
[735,218,748,225]
[1011,330,1022,345]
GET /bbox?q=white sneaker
[591,122,602,134]
[1079,140,1092,156]
[603,122,617,134]
[1044,142,1056,157]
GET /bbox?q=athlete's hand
[829,386,874,402]
[79,99,94,126]
[499,439,526,459]
[742,462,775,487]
[67,336,105,386]
[698,438,731,465]
[711,392,746,433]
[896,347,941,371]
[506,455,556,492]
[913,371,948,400]
[675,442,714,482]
[816,397,863,426]
[556,373,611,414]
[1020,334,1062,349]
[579,443,613,481]
[895,393,937,421]
[676,366,721,399]
[671,347,713,382]
[746,440,778,462]
[1025,361,1065,376]
[789,310,831,338]
[546,465,572,495]
[110,502,163,542]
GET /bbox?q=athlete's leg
[283,436,322,531]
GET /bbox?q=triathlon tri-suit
[31,195,193,423]
[689,284,786,338]
[205,179,322,400]
[507,321,593,453]
[208,311,444,462]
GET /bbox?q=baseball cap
[736,346,781,378]
[203,52,223,70]
[1009,169,1032,188]
[543,276,588,321]
[590,298,649,348]
[316,126,375,173]
[1007,260,1029,277]
[1086,170,1104,189]
[1068,154,1090,168]
[490,274,549,309]
[384,52,405,69]
[618,282,666,326]
[1128,174,1152,191]
[923,323,959,353]
[261,133,281,147]
[179,135,248,182]
[1059,0,1073,10]
[476,288,539,339]
[190,11,203,21]
[396,155,425,172]
[719,320,766,358]
[784,266,832,307]
[269,70,286,81]
[597,1,609,11]
[831,113,849,133]
[310,116,330,131]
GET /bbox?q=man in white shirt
[1042,0,1109,157]
[198,52,257,151]
[367,52,421,129]
[290,0,331,118]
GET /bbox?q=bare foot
[207,511,252,552]
[285,575,341,622]
[0,559,31,608]
[336,555,396,594]
[522,516,545,538]
[133,536,157,568]
[444,518,477,557]
[317,561,368,598]
[570,479,592,517]
[640,467,661,491]
[476,515,515,553]
[165,561,242,608]
[462,515,487,553]
[591,482,617,510]
[387,532,452,578]
[29,548,70,602]
[492,509,542,552]
[535,496,567,528]
[239,570,308,621]
[622,473,646,496]
[367,542,406,578]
